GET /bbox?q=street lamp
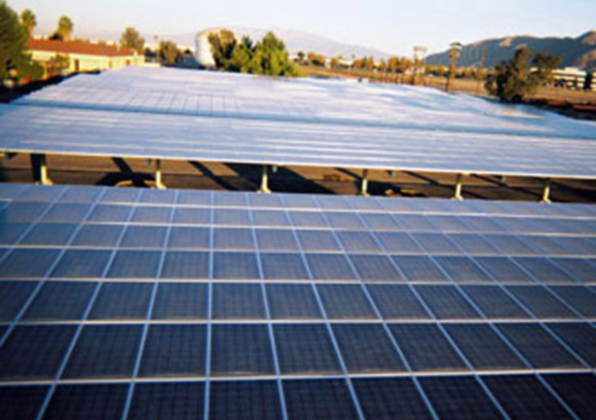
[446,42,463,93]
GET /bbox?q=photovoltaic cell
[543,374,596,420]
[42,384,128,420]
[139,324,207,377]
[0,281,38,321]
[210,324,275,377]
[20,223,77,246]
[107,250,161,278]
[506,286,580,319]
[348,254,405,282]
[160,252,209,279]
[317,284,378,319]
[260,253,309,280]
[353,378,434,420]
[546,323,596,367]
[212,283,266,320]
[389,323,468,373]
[443,324,526,371]
[283,379,360,420]
[549,286,596,317]
[393,256,450,283]
[496,323,584,369]
[0,249,61,279]
[0,385,49,420]
[305,254,358,281]
[0,325,77,380]
[209,380,282,420]
[415,286,482,320]
[483,375,576,420]
[62,325,143,379]
[461,286,530,320]
[420,376,505,420]
[127,382,205,420]
[151,283,207,320]
[22,281,96,321]
[88,282,152,320]
[213,252,260,280]
[274,324,341,375]
[71,224,124,247]
[332,324,406,373]
[367,285,431,320]
[266,284,322,319]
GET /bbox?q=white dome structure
[195,28,236,68]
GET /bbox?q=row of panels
[2,183,596,218]
[3,373,595,420]
[2,282,595,323]
[2,103,596,178]
[3,223,595,258]
[1,248,594,285]
[1,320,594,382]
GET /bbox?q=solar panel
[0,183,595,420]
[2,68,596,180]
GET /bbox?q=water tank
[195,29,235,68]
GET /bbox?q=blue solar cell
[128,382,205,420]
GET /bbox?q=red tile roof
[28,39,137,57]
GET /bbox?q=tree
[330,56,341,69]
[120,27,144,54]
[54,15,73,41]
[225,36,255,73]
[306,51,325,66]
[248,32,302,77]
[0,1,43,82]
[208,29,236,68]
[297,50,305,65]
[157,40,180,65]
[20,8,35,35]
[485,46,561,103]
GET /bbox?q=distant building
[551,67,594,90]
[27,38,144,77]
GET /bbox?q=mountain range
[426,31,596,70]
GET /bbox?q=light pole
[446,42,463,93]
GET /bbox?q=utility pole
[476,45,487,95]
[411,46,428,86]
[446,42,463,93]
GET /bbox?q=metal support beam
[540,178,552,204]
[30,154,53,185]
[154,159,166,189]
[360,169,370,197]
[452,173,464,200]
[258,165,272,194]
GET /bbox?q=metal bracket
[360,169,370,197]
[31,154,53,185]
[540,178,551,204]
[258,165,272,194]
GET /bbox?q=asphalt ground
[1,154,595,203]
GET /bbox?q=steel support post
[154,159,166,189]
[258,165,272,194]
[452,173,464,200]
[540,178,552,204]
[31,154,53,185]
[360,169,370,197]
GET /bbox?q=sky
[9,0,596,55]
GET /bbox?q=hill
[426,31,596,70]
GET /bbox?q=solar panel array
[1,183,595,420]
[2,67,596,179]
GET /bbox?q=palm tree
[57,15,73,41]
[20,9,36,35]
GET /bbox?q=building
[551,67,595,90]
[27,38,144,77]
